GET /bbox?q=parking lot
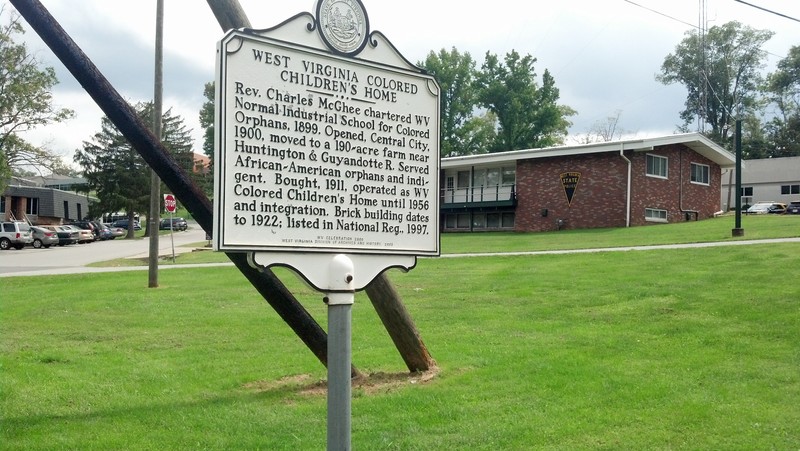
[0,222,208,277]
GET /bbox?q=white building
[720,156,800,210]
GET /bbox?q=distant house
[440,133,735,232]
[1,176,92,224]
[193,152,211,174]
[720,156,800,210]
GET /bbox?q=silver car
[30,226,60,249]
[0,221,34,250]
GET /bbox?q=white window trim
[645,208,668,223]
[646,154,668,179]
[690,162,710,186]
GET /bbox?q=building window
[0,196,5,213]
[502,168,516,186]
[690,163,709,185]
[740,186,753,197]
[646,154,668,179]
[443,212,515,231]
[780,184,800,195]
[457,171,470,189]
[26,198,39,215]
[645,208,668,223]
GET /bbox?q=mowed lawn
[2,216,799,449]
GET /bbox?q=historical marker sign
[213,20,440,256]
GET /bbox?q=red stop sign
[164,194,177,213]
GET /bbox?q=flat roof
[441,133,736,169]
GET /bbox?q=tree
[0,7,73,189]
[74,102,195,236]
[580,110,629,144]
[199,82,214,159]
[475,50,575,152]
[763,46,800,157]
[419,48,495,156]
[658,21,773,144]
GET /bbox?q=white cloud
[14,0,800,170]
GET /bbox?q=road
[0,223,216,277]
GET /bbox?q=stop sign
[164,193,177,213]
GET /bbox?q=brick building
[440,133,735,232]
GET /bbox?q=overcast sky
[14,0,800,168]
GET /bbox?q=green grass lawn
[2,216,799,449]
[94,214,800,267]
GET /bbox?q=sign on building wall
[560,171,581,207]
[213,15,440,256]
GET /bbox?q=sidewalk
[4,236,799,278]
[441,237,800,258]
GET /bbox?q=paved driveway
[0,222,213,277]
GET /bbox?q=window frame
[646,154,668,179]
[780,184,800,195]
[26,197,40,215]
[645,208,668,223]
[690,162,710,185]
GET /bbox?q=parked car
[746,202,784,215]
[0,221,34,250]
[42,225,79,246]
[93,223,115,240]
[159,217,188,231]
[29,226,59,249]
[767,203,787,214]
[111,219,142,231]
[787,201,800,215]
[70,221,100,241]
[61,224,94,243]
[104,224,126,238]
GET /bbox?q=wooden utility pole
[10,0,334,372]
[148,0,164,288]
[205,0,435,372]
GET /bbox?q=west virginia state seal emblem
[316,0,369,56]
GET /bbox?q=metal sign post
[324,255,354,449]
[164,193,177,262]
[214,1,440,448]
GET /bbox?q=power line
[622,0,785,60]
[622,0,699,29]
[733,0,800,23]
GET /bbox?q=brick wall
[514,144,722,232]
[515,153,628,232]
[629,144,721,225]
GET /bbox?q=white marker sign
[214,26,440,256]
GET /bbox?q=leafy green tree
[0,7,74,189]
[455,111,497,156]
[74,102,195,236]
[658,21,773,144]
[199,82,214,159]
[764,46,800,157]
[420,48,495,156]
[475,50,575,152]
